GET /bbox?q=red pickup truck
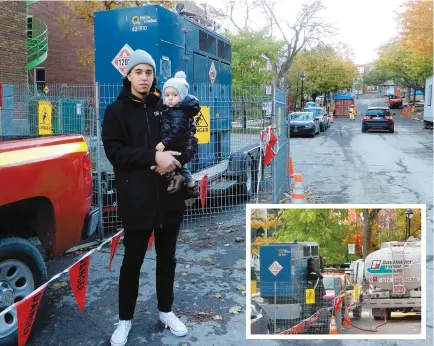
[0,134,98,345]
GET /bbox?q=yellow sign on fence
[38,100,52,135]
[305,289,315,304]
[194,106,210,144]
[354,284,360,301]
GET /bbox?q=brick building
[0,1,27,84]
[29,1,94,85]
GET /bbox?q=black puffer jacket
[101,86,189,230]
[160,95,200,160]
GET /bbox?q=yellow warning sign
[354,284,360,301]
[305,289,315,304]
[194,106,210,144]
[38,100,52,135]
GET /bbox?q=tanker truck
[362,240,421,320]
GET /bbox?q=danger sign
[194,106,210,144]
[209,61,216,85]
[112,44,133,76]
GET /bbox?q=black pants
[119,224,180,320]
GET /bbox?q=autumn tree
[373,40,432,101]
[273,209,360,263]
[210,0,335,86]
[398,0,433,61]
[287,43,357,103]
[362,70,393,87]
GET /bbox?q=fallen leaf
[98,306,103,311]
[224,244,231,247]
[185,264,191,269]
[229,305,242,314]
[181,344,189,346]
[236,284,246,291]
[224,229,233,233]
[51,282,68,289]
[202,257,212,263]
[214,293,223,299]
[213,315,223,321]
[198,311,211,316]
[180,272,188,276]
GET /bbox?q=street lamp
[300,72,306,109]
[405,208,414,239]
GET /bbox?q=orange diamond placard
[112,44,133,76]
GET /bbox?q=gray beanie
[126,49,156,75]
[163,71,189,103]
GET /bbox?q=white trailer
[362,240,421,320]
[423,76,433,129]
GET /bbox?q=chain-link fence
[251,281,338,335]
[0,82,289,239]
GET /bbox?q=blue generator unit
[94,5,232,171]
[259,242,321,303]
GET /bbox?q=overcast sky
[199,0,407,64]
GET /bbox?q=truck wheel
[0,237,48,346]
[353,306,362,320]
[242,154,254,200]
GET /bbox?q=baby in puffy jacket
[154,71,200,197]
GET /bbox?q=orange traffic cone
[291,173,305,204]
[329,315,338,334]
[343,310,352,329]
[289,157,295,178]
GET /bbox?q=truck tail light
[83,152,92,197]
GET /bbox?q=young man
[101,49,190,346]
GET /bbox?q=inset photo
[246,204,426,340]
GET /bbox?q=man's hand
[155,142,165,152]
[154,151,181,174]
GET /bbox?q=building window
[27,16,33,39]
[35,67,46,91]
[358,67,365,75]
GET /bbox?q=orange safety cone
[329,315,338,334]
[289,157,295,178]
[291,173,305,204]
[343,309,352,329]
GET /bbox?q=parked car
[251,301,272,334]
[304,107,329,131]
[361,107,396,133]
[289,112,320,137]
[0,134,99,345]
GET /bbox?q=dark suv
[361,107,396,133]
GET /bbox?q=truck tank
[365,241,421,291]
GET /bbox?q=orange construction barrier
[343,309,352,329]
[329,315,338,334]
[291,173,305,203]
[289,157,295,178]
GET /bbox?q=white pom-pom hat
[162,71,189,103]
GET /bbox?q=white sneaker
[159,311,188,336]
[110,320,132,346]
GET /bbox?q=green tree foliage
[362,70,392,87]
[273,209,359,263]
[227,29,283,86]
[287,43,358,107]
[374,40,432,92]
